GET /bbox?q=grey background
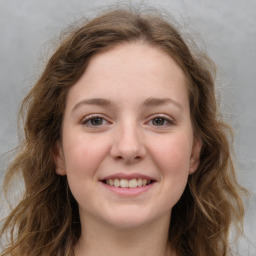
[0,0,255,254]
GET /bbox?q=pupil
[153,118,164,126]
[91,118,103,125]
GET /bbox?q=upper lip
[100,173,156,181]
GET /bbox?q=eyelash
[147,115,175,127]
[81,114,175,128]
[81,114,110,127]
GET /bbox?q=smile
[103,178,153,188]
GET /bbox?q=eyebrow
[72,98,112,112]
[142,97,183,110]
[72,97,182,112]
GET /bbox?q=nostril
[110,135,146,162]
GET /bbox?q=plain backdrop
[0,0,255,254]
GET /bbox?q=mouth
[100,174,156,196]
[101,178,155,188]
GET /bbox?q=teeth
[137,178,142,186]
[114,179,120,187]
[120,179,128,188]
[105,178,152,188]
[129,179,137,188]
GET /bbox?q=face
[54,43,201,229]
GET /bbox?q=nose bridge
[111,118,145,162]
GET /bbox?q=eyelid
[145,114,176,126]
[81,113,112,126]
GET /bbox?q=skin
[54,42,201,256]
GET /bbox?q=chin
[108,217,150,230]
[103,207,168,230]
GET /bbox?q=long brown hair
[1,6,245,256]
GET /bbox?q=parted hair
[1,6,245,256]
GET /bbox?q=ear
[52,141,67,176]
[189,136,202,174]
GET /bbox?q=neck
[74,212,174,256]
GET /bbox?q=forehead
[85,42,187,82]
[66,42,189,110]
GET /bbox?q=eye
[152,117,168,126]
[147,115,174,127]
[81,115,110,127]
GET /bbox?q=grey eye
[90,117,104,126]
[152,118,166,126]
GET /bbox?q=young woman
[1,7,245,256]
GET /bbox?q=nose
[110,123,146,163]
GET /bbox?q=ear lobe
[52,141,66,176]
[189,137,202,174]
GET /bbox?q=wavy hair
[1,7,245,256]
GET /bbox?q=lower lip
[101,182,155,196]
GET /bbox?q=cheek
[151,134,192,207]
[150,133,192,173]
[62,132,110,179]
[62,134,110,207]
